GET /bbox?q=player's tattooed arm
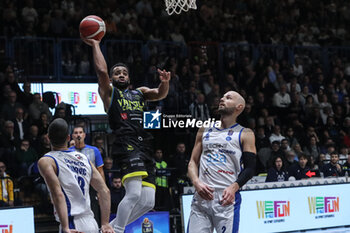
[81,37,112,110]
[188,127,214,200]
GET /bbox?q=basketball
[79,15,106,41]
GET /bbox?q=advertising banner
[0,207,35,233]
[125,211,170,233]
[42,83,105,115]
[182,183,350,233]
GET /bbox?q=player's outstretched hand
[194,180,214,200]
[157,69,171,82]
[221,183,239,206]
[80,34,100,47]
[101,224,115,233]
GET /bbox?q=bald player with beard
[187,91,256,233]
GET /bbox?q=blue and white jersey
[70,145,104,168]
[44,150,94,221]
[199,123,244,189]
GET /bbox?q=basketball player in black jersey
[82,38,170,233]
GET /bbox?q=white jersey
[44,150,94,222]
[199,123,244,189]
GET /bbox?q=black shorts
[111,136,155,189]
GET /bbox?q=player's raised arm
[38,157,71,233]
[188,127,214,200]
[138,69,171,101]
[89,161,114,233]
[81,37,112,110]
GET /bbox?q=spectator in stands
[17,81,34,110]
[109,177,125,222]
[34,112,50,136]
[0,84,12,107]
[1,91,23,121]
[27,125,41,154]
[299,126,319,148]
[61,52,77,75]
[303,135,321,161]
[273,84,291,114]
[292,58,303,77]
[1,70,21,95]
[255,126,270,151]
[258,140,284,171]
[0,161,14,207]
[189,93,210,121]
[53,107,67,121]
[269,125,285,144]
[78,53,91,75]
[322,152,344,177]
[292,143,304,159]
[324,116,341,144]
[265,156,289,182]
[12,106,30,140]
[168,142,190,209]
[21,0,38,26]
[288,153,311,180]
[38,133,51,157]
[299,86,313,106]
[16,139,38,176]
[284,127,299,147]
[104,157,115,188]
[28,93,52,122]
[170,26,186,45]
[168,142,189,185]
[50,9,67,37]
[324,143,336,160]
[303,95,317,118]
[309,156,320,174]
[0,120,20,152]
[284,150,298,170]
[264,115,275,137]
[339,146,349,165]
[280,138,291,152]
[287,76,301,93]
[93,135,107,159]
[342,155,350,174]
[2,2,20,37]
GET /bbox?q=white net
[165,0,197,15]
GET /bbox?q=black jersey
[108,87,152,140]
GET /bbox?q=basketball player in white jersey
[38,118,115,233]
[188,91,256,233]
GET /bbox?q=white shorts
[58,215,99,233]
[187,190,241,233]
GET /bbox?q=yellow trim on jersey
[142,181,156,190]
[136,88,143,95]
[107,86,115,112]
[122,171,148,184]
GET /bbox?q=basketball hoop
[164,0,197,15]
